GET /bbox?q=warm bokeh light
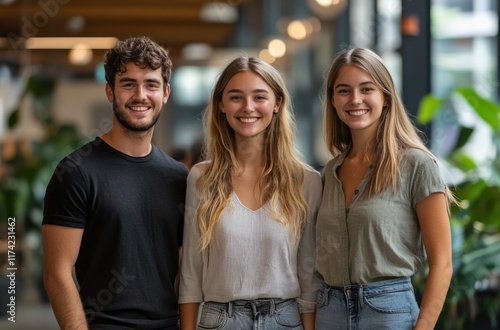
[26,37,117,49]
[69,44,93,65]
[309,17,321,33]
[268,39,286,58]
[315,0,342,6]
[287,20,308,40]
[308,0,347,19]
[259,49,276,64]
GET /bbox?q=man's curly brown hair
[104,36,172,91]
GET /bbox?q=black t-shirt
[43,138,188,329]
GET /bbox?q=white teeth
[349,110,368,116]
[131,106,148,111]
[239,118,258,123]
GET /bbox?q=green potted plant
[0,73,84,307]
[415,88,500,329]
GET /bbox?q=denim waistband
[323,277,412,311]
[326,277,412,296]
[204,298,292,318]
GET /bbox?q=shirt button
[354,189,359,195]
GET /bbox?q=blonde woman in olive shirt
[179,56,321,330]
[316,48,455,330]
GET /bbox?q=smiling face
[106,62,169,132]
[219,70,279,142]
[332,64,386,137]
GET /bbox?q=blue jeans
[197,298,303,330]
[316,277,419,330]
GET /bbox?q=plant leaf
[452,126,474,152]
[449,151,478,172]
[417,94,443,124]
[469,186,500,229]
[461,236,500,268]
[7,108,19,128]
[456,88,500,130]
[453,179,488,202]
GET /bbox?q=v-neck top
[316,148,447,286]
[179,161,322,313]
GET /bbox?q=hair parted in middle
[323,47,456,209]
[323,47,432,197]
[196,56,308,250]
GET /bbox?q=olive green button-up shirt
[316,148,447,286]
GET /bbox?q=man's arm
[43,224,88,330]
[174,246,182,297]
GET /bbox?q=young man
[42,36,188,329]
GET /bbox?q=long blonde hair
[197,56,308,250]
[324,48,455,205]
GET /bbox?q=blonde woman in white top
[179,56,321,330]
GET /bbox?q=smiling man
[42,37,188,329]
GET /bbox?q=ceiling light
[25,37,118,49]
[287,20,308,40]
[316,0,341,6]
[182,43,213,61]
[200,2,238,23]
[69,44,93,65]
[66,16,86,33]
[307,0,347,19]
[268,39,286,58]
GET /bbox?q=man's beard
[112,100,162,132]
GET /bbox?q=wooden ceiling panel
[0,0,242,73]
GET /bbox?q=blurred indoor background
[0,0,499,329]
